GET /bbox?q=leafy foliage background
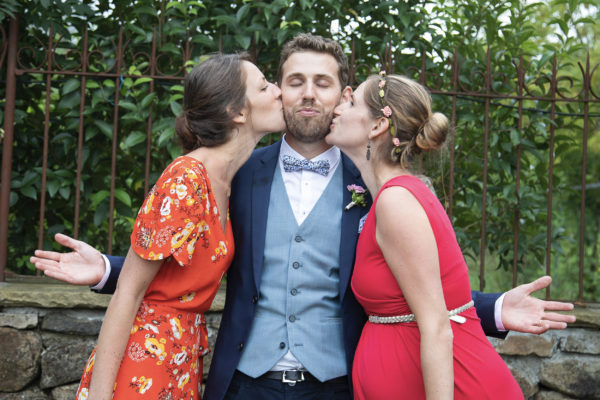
[1,0,598,300]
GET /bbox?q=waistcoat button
[294,235,302,242]
[289,315,296,322]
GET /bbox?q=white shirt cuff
[90,255,112,291]
[494,293,507,332]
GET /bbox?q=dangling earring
[366,141,371,161]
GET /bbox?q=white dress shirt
[278,136,341,225]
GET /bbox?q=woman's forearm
[87,248,161,399]
[420,324,454,400]
[87,288,145,399]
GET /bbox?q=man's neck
[284,134,333,160]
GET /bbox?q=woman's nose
[272,83,282,98]
[333,103,344,116]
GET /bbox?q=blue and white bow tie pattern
[281,155,330,176]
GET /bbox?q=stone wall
[1,280,599,399]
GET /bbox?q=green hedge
[1,0,598,300]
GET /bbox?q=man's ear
[368,117,389,140]
[340,86,353,103]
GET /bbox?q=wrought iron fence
[1,18,598,302]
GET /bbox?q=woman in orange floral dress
[75,54,285,400]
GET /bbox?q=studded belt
[368,300,474,324]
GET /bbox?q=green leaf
[54,169,73,178]
[119,101,138,112]
[91,190,110,208]
[170,100,182,117]
[21,186,37,200]
[133,6,156,16]
[122,112,144,122]
[114,188,132,207]
[57,91,81,110]
[122,77,134,89]
[575,17,596,25]
[91,91,105,108]
[213,14,236,26]
[128,65,141,76]
[62,79,80,95]
[158,126,175,146]
[85,80,100,89]
[47,180,60,197]
[537,51,555,68]
[235,34,251,49]
[59,186,71,200]
[94,201,109,226]
[501,160,511,177]
[166,1,187,14]
[140,92,156,109]
[22,171,39,187]
[236,4,250,23]
[509,129,521,146]
[384,14,394,27]
[122,131,147,148]
[134,77,153,86]
[9,192,18,207]
[160,42,180,54]
[399,13,410,28]
[85,126,99,140]
[277,29,288,45]
[95,120,114,139]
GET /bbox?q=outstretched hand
[502,276,576,334]
[30,233,106,286]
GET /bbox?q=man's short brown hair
[277,33,349,88]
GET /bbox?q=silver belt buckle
[282,370,305,385]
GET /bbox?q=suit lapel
[251,142,281,291]
[338,153,367,303]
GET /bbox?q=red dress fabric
[351,175,523,399]
[76,156,234,400]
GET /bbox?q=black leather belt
[263,370,317,383]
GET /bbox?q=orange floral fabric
[76,156,234,399]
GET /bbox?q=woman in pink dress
[326,73,523,399]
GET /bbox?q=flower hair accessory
[345,184,368,210]
[378,71,396,139]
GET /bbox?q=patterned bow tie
[282,155,330,176]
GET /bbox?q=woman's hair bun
[416,112,448,152]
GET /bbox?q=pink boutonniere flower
[345,184,368,210]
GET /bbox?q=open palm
[502,276,576,333]
[30,233,106,286]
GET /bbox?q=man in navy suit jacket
[32,33,575,400]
